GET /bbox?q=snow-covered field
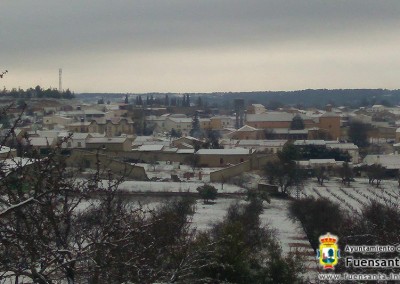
[118,193,319,280]
[302,178,400,213]
[261,198,319,279]
[191,198,246,231]
[116,180,245,194]
[94,176,400,281]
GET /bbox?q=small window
[67,142,72,148]
[77,142,82,148]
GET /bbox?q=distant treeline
[1,86,75,100]
[77,89,400,109]
[216,89,400,109]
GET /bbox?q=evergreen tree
[182,95,186,107]
[348,121,370,148]
[190,111,201,138]
[186,94,190,107]
[197,96,203,107]
[64,89,74,99]
[290,114,305,130]
[197,184,218,204]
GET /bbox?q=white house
[237,140,287,153]
[164,117,192,135]
[60,132,91,149]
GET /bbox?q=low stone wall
[258,183,279,194]
[210,161,251,182]
[106,150,192,164]
[209,154,275,182]
[67,149,148,180]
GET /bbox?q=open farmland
[302,178,400,213]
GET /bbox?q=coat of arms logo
[317,233,340,269]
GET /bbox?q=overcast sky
[1,0,400,93]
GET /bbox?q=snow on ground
[116,180,245,194]
[94,169,325,279]
[135,162,225,183]
[191,198,245,231]
[261,198,319,280]
[302,178,400,212]
[298,178,400,281]
[96,175,400,282]
[129,194,318,280]
[191,195,318,278]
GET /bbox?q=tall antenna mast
[59,68,62,92]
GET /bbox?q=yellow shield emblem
[317,233,340,269]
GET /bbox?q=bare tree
[0,101,304,283]
[184,153,200,172]
[264,160,304,195]
[315,165,327,185]
[338,162,353,186]
[364,164,386,187]
[148,154,159,171]
[0,116,206,283]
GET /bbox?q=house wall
[67,150,148,180]
[86,139,131,151]
[209,118,222,130]
[318,116,341,140]
[164,119,192,134]
[246,119,315,129]
[106,120,135,136]
[62,138,87,149]
[367,126,396,143]
[239,144,284,154]
[210,161,251,182]
[88,120,135,137]
[229,130,264,140]
[247,105,266,114]
[198,153,253,167]
[43,115,72,129]
[209,154,274,182]
[348,149,359,163]
[200,119,212,130]
[66,124,90,133]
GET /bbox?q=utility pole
[59,68,62,92]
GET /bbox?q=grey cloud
[1,0,400,57]
[1,0,400,92]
